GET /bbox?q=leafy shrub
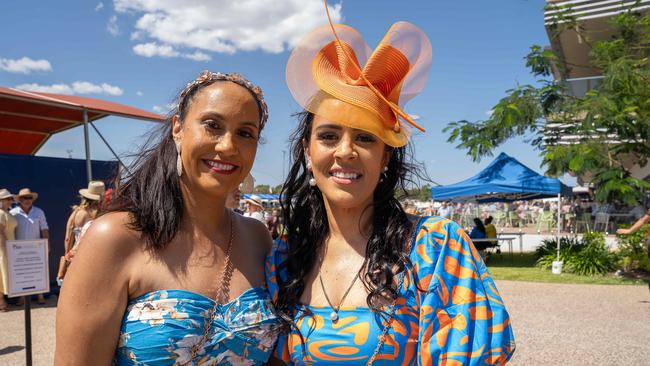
[535,232,617,275]
[535,236,583,269]
[567,232,617,275]
[616,224,650,272]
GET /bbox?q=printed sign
[6,239,49,297]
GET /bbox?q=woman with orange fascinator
[265,3,516,365]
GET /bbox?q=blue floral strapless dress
[113,286,279,365]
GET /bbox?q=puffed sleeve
[414,217,515,365]
[264,239,294,365]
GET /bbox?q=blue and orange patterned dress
[266,216,516,365]
[113,286,279,365]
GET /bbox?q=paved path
[499,281,650,365]
[1,281,649,365]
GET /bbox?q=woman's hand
[616,228,630,235]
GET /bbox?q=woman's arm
[63,210,76,253]
[55,213,136,366]
[616,213,650,235]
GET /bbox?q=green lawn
[486,252,647,286]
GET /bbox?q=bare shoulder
[238,213,273,255]
[77,211,141,259]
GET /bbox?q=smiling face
[306,113,391,210]
[172,81,261,199]
[19,196,34,211]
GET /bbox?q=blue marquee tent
[431,152,571,202]
[241,193,281,201]
[431,152,570,271]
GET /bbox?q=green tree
[253,184,283,194]
[403,184,432,201]
[253,184,272,194]
[272,184,284,194]
[444,7,650,205]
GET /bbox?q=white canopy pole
[551,192,564,274]
[556,193,561,261]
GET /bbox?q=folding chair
[536,211,555,233]
[575,212,591,233]
[593,212,613,233]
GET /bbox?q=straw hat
[17,188,38,201]
[79,181,105,201]
[244,195,264,209]
[286,21,432,147]
[0,189,14,200]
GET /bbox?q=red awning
[0,86,165,155]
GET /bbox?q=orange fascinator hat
[286,10,432,147]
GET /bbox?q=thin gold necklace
[318,248,363,323]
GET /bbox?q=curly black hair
[274,111,419,332]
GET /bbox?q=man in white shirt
[10,188,48,304]
[437,201,454,220]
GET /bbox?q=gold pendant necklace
[318,248,363,322]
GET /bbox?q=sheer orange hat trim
[286,21,432,147]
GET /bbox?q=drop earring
[307,159,316,186]
[176,142,183,177]
[379,166,388,182]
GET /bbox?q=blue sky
[1,0,572,187]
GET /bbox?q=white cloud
[16,81,124,96]
[136,90,143,96]
[152,103,175,114]
[0,57,52,74]
[133,42,178,57]
[115,0,343,57]
[95,2,104,11]
[107,15,120,36]
[183,51,211,62]
[133,42,211,61]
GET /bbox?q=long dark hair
[275,111,418,329]
[473,218,486,234]
[105,72,267,251]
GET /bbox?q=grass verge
[487,252,647,286]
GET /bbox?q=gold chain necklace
[185,210,235,364]
[317,244,407,365]
[318,265,361,323]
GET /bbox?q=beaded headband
[178,70,269,128]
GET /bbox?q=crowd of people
[404,197,644,233]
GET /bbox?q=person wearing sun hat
[0,189,17,311]
[244,194,266,226]
[265,2,515,365]
[57,181,106,284]
[10,187,49,305]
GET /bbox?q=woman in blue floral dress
[55,71,279,365]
